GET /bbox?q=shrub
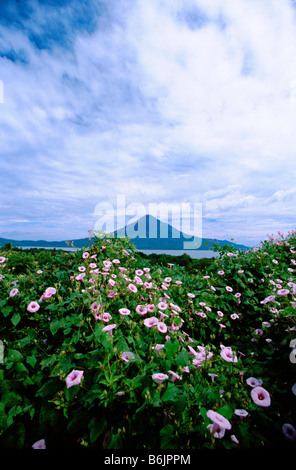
[0,230,296,449]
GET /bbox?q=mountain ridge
[0,215,250,251]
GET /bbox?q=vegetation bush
[0,230,296,449]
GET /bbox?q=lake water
[139,249,219,259]
[16,246,219,259]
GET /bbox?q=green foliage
[0,230,296,449]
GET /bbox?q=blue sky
[1,0,296,247]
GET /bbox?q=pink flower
[43,287,57,299]
[135,269,144,276]
[220,346,238,363]
[37,270,43,274]
[230,435,239,445]
[91,301,101,313]
[218,270,224,275]
[9,288,18,297]
[226,286,233,292]
[75,273,85,281]
[157,322,167,333]
[152,373,169,385]
[143,316,159,328]
[27,301,40,313]
[277,288,290,296]
[97,312,112,322]
[0,256,6,263]
[157,301,168,310]
[282,423,296,441]
[144,282,153,289]
[207,410,232,430]
[127,283,137,293]
[230,314,239,320]
[251,386,271,407]
[136,305,148,315]
[121,351,135,362]
[65,370,84,388]
[234,409,248,418]
[187,293,195,299]
[152,344,165,354]
[78,266,86,272]
[82,252,89,259]
[102,324,117,335]
[119,308,130,316]
[168,370,182,382]
[246,377,263,387]
[207,423,225,439]
[32,439,46,449]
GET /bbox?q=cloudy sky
[1,0,296,247]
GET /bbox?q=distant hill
[0,214,249,251]
[113,214,249,251]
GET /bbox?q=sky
[1,0,296,247]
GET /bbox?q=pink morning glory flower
[43,287,57,299]
[152,373,169,385]
[32,439,46,449]
[75,273,85,281]
[251,386,271,407]
[136,305,148,315]
[157,301,168,310]
[119,308,131,316]
[282,423,296,441]
[102,324,117,335]
[127,283,137,293]
[121,351,135,362]
[207,410,232,430]
[65,370,84,389]
[220,345,238,363]
[27,301,40,313]
[157,322,167,333]
[144,316,159,328]
[168,370,182,382]
[246,377,263,387]
[277,288,290,296]
[9,288,19,297]
[234,409,248,418]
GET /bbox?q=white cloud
[1,0,296,245]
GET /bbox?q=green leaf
[7,405,23,427]
[217,404,233,420]
[160,424,176,449]
[89,417,107,443]
[175,350,188,368]
[2,306,12,317]
[107,431,123,449]
[164,339,180,357]
[7,349,23,362]
[15,362,28,374]
[161,383,180,403]
[49,318,63,335]
[36,379,61,398]
[26,355,37,368]
[11,313,21,326]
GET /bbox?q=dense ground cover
[0,230,296,449]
